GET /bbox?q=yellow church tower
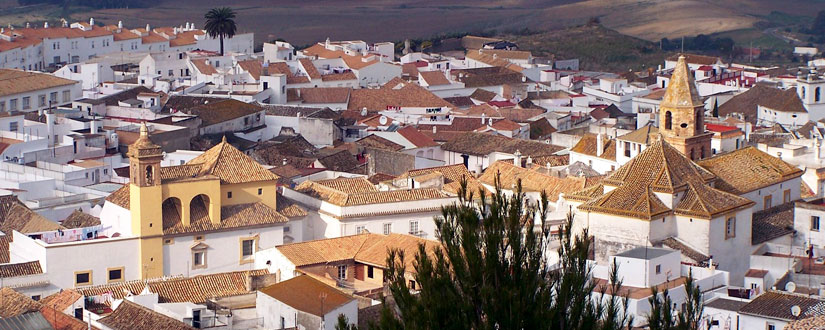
[659,55,713,160]
[127,123,165,279]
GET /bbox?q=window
[355,225,366,234]
[258,188,263,195]
[764,195,772,209]
[784,189,791,203]
[240,237,256,262]
[813,216,820,232]
[38,95,46,107]
[75,270,92,286]
[195,235,204,241]
[409,220,419,235]
[193,251,206,269]
[9,122,18,132]
[62,90,70,103]
[664,111,672,130]
[9,98,17,111]
[409,280,416,290]
[368,266,374,278]
[338,265,347,279]
[383,223,392,235]
[22,96,30,109]
[164,238,174,245]
[168,69,174,76]
[227,191,232,198]
[74,307,82,319]
[725,217,736,239]
[0,101,5,112]
[32,295,41,301]
[817,87,821,102]
[767,323,776,330]
[107,267,124,283]
[624,142,631,157]
[50,92,57,103]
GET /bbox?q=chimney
[282,158,287,166]
[46,110,55,147]
[513,149,522,167]
[481,113,486,124]
[145,23,150,32]
[117,21,122,29]
[526,156,533,168]
[596,133,604,157]
[91,120,98,134]
[432,126,437,134]
[44,22,48,29]
[89,17,94,26]
[25,22,30,29]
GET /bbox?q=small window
[164,238,174,245]
[258,188,263,195]
[383,223,392,235]
[409,280,416,290]
[368,266,374,278]
[32,295,41,301]
[784,189,791,203]
[409,220,419,235]
[338,265,347,279]
[195,235,204,241]
[725,217,736,239]
[193,251,206,269]
[655,264,661,274]
[241,239,255,258]
[356,225,366,234]
[813,216,821,232]
[227,191,232,198]
[75,271,92,286]
[108,267,124,282]
[764,195,772,210]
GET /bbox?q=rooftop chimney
[432,126,437,134]
[44,22,48,28]
[89,17,94,26]
[526,156,533,168]
[145,23,150,32]
[513,149,522,167]
[25,22,30,29]
[117,21,122,29]
[596,133,604,157]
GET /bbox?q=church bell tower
[659,55,713,160]
[128,122,164,279]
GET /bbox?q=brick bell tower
[128,122,164,279]
[659,55,713,160]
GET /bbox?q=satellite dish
[379,116,388,125]
[786,281,797,293]
[791,305,801,317]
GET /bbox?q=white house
[257,275,358,330]
[0,69,81,113]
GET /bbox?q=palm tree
[204,7,237,55]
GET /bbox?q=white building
[257,275,357,330]
[0,69,81,113]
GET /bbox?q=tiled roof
[62,210,101,229]
[739,291,825,321]
[419,70,451,86]
[745,269,769,278]
[464,50,524,72]
[301,44,380,70]
[698,147,803,195]
[355,135,405,151]
[291,87,351,104]
[298,58,321,79]
[578,183,671,220]
[348,80,452,111]
[0,260,42,278]
[564,183,605,203]
[451,66,524,87]
[661,55,703,109]
[478,49,531,60]
[76,269,268,303]
[191,58,217,75]
[488,119,522,131]
[469,89,498,102]
[673,182,753,219]
[162,199,288,235]
[180,98,262,127]
[99,300,194,330]
[785,315,825,329]
[316,149,363,173]
[259,275,354,317]
[479,161,588,202]
[368,173,397,184]
[464,105,546,123]
[397,164,490,197]
[397,126,438,148]
[569,134,617,161]
[752,202,795,244]
[276,233,439,271]
[718,84,805,124]
[618,124,658,145]
[105,185,130,209]
[443,96,475,107]
[40,289,81,313]
[0,69,78,97]
[656,237,709,264]
[238,59,263,80]
[315,177,377,194]
[322,71,357,81]
[529,118,557,139]
[440,132,563,157]
[276,195,307,218]
[1,202,64,234]
[187,138,280,184]
[0,287,41,318]
[602,138,716,193]
[0,234,9,263]
[294,181,448,206]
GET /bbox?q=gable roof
[717,84,806,124]
[187,138,280,184]
[478,161,589,202]
[697,147,803,195]
[259,275,354,316]
[602,138,716,193]
[0,261,43,278]
[100,300,194,330]
[276,233,440,271]
[347,80,452,111]
[397,126,438,148]
[0,287,41,318]
[294,181,447,207]
[618,125,658,145]
[0,69,78,97]
[355,134,405,151]
[419,70,451,86]
[62,210,101,229]
[569,134,617,161]
[180,99,263,127]
[739,291,825,321]
[396,164,491,197]
[578,183,672,220]
[440,132,563,157]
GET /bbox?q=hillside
[504,24,669,72]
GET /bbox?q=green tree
[373,178,633,330]
[335,314,359,330]
[811,10,825,35]
[646,269,705,330]
[204,7,237,55]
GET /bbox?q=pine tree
[372,177,634,330]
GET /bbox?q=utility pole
[681,36,684,53]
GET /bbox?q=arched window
[700,146,705,159]
[145,165,154,185]
[816,87,821,102]
[696,111,703,134]
[689,148,694,160]
[665,111,672,130]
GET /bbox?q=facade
[0,69,81,113]
[257,275,358,330]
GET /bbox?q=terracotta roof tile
[238,59,263,80]
[698,147,803,195]
[62,210,101,229]
[618,125,658,145]
[298,58,321,79]
[355,135,405,151]
[295,181,447,206]
[0,260,42,278]
[348,80,452,111]
[191,59,217,75]
[740,291,825,321]
[673,182,753,219]
[479,161,587,201]
[315,177,377,194]
[397,126,438,148]
[100,300,194,330]
[0,287,42,317]
[752,202,795,244]
[187,138,280,184]
[602,138,716,193]
[464,50,524,73]
[321,71,357,81]
[570,134,617,161]
[440,132,563,157]
[40,289,81,313]
[76,269,267,303]
[0,69,78,97]
[259,275,354,316]
[419,70,451,86]
[162,199,287,235]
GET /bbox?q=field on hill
[0,0,822,47]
